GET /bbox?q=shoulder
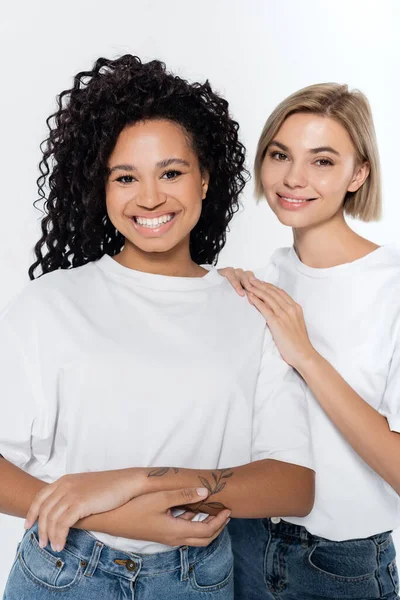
[253,247,291,284]
[1,261,99,330]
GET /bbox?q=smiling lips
[130,212,177,236]
[277,193,317,210]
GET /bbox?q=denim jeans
[228,518,399,599]
[4,522,233,599]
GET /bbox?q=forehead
[110,119,193,159]
[275,113,355,153]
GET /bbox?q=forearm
[298,352,400,494]
[0,457,47,518]
[136,459,314,518]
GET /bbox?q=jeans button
[126,560,136,572]
[271,517,281,524]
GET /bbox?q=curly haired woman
[0,55,314,600]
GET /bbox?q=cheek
[261,163,281,190]
[311,170,352,200]
[106,186,130,218]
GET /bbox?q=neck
[114,238,207,277]
[292,210,379,268]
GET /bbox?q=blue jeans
[228,518,399,599]
[4,523,233,599]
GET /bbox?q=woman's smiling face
[260,112,370,229]
[106,119,209,259]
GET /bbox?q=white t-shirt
[259,244,400,541]
[0,255,312,553]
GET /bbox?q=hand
[218,267,255,297]
[246,279,317,370]
[114,487,230,548]
[25,469,142,551]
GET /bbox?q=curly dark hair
[28,54,249,279]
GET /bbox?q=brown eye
[116,175,136,183]
[270,151,288,161]
[315,159,333,167]
[162,170,182,180]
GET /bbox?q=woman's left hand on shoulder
[24,469,141,552]
[247,279,317,371]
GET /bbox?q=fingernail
[226,518,231,524]
[39,540,46,549]
[196,487,208,497]
[24,520,29,529]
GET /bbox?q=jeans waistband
[265,519,392,546]
[26,522,229,581]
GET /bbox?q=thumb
[163,487,209,508]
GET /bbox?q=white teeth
[135,214,174,228]
[281,197,309,203]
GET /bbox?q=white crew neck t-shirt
[0,255,312,554]
[258,244,400,541]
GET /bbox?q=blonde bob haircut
[254,83,382,221]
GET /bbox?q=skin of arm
[243,277,400,496]
[136,459,314,518]
[24,457,314,550]
[0,457,230,550]
[296,352,400,495]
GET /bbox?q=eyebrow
[269,140,340,156]
[108,158,190,174]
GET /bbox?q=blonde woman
[223,84,400,599]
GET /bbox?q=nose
[283,161,308,189]
[136,179,167,211]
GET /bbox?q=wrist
[126,468,149,497]
[295,347,323,378]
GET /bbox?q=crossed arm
[1,454,314,552]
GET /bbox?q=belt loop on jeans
[85,540,104,577]
[300,526,309,548]
[179,545,190,581]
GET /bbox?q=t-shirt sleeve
[252,330,314,470]
[254,263,280,285]
[378,326,400,433]
[0,316,42,469]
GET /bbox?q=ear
[201,171,210,200]
[347,161,370,193]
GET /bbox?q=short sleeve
[252,330,314,470]
[378,327,400,432]
[254,263,280,286]
[0,316,41,469]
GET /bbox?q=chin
[273,211,307,228]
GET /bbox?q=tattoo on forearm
[147,466,234,512]
[147,467,179,477]
[197,469,233,509]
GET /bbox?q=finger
[247,293,275,322]
[172,507,230,540]
[202,514,220,524]
[46,502,72,551]
[249,280,298,310]
[50,507,77,552]
[248,282,290,312]
[25,485,57,530]
[37,492,67,549]
[219,267,246,297]
[265,284,297,306]
[239,270,256,292]
[162,487,209,510]
[176,511,197,521]
[186,508,231,539]
[185,517,231,547]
